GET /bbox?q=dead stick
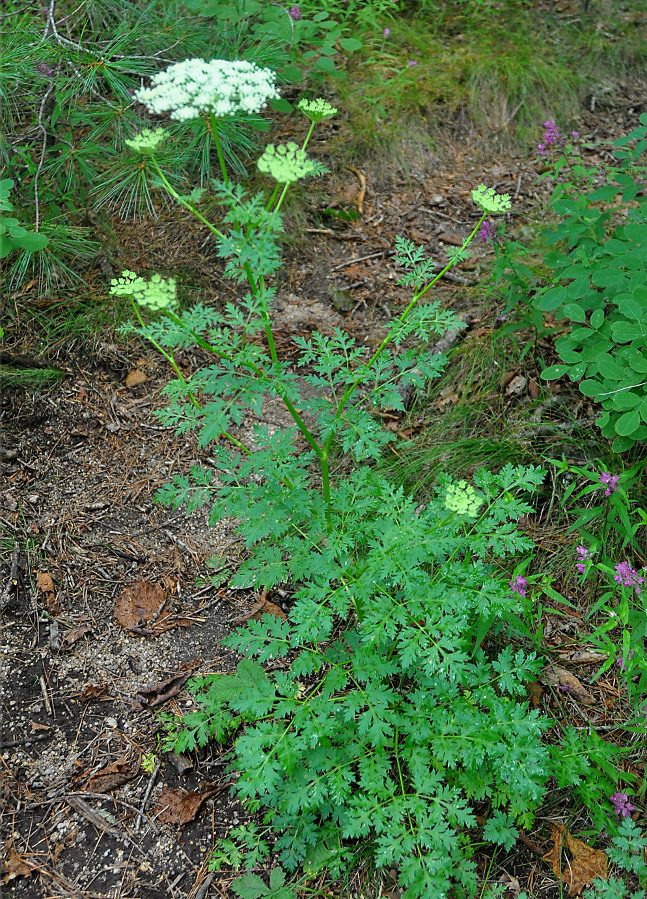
[0,544,19,612]
[135,760,162,834]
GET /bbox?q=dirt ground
[1,74,646,899]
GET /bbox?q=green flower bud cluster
[124,127,167,156]
[444,479,483,518]
[110,270,177,311]
[471,185,511,214]
[257,142,327,183]
[297,98,337,124]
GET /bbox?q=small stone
[105,717,118,729]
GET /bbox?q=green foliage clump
[493,115,647,452]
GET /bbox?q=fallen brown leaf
[545,823,607,895]
[154,783,219,826]
[230,594,286,624]
[437,230,464,246]
[62,624,92,649]
[30,721,50,732]
[114,580,170,634]
[83,757,138,793]
[132,671,192,710]
[541,665,595,704]
[527,681,543,707]
[36,571,59,615]
[1,843,32,883]
[125,369,147,388]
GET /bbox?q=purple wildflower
[408,59,418,67]
[382,27,391,37]
[610,791,635,818]
[614,562,643,593]
[479,220,496,243]
[537,120,561,155]
[617,651,635,673]
[598,471,619,496]
[289,5,301,19]
[575,545,592,575]
[572,131,579,139]
[36,62,54,76]
[509,575,528,598]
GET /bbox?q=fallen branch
[0,543,19,612]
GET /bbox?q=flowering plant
[118,62,604,897]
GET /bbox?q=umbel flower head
[471,185,512,215]
[124,127,167,156]
[134,58,279,122]
[297,97,337,124]
[257,142,327,183]
[444,479,483,517]
[110,270,177,311]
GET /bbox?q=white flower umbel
[257,142,327,183]
[134,58,280,122]
[298,98,337,124]
[124,127,167,156]
[471,185,511,215]
[110,270,177,311]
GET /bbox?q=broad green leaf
[563,304,586,323]
[592,267,626,288]
[615,410,641,436]
[280,65,302,82]
[612,391,641,411]
[612,320,644,343]
[579,379,601,397]
[590,309,604,329]
[340,37,363,51]
[542,364,570,380]
[567,278,590,300]
[232,873,270,899]
[270,98,292,114]
[537,286,567,311]
[617,297,644,321]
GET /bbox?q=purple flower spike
[610,791,635,818]
[509,575,528,598]
[575,563,587,575]
[614,562,644,593]
[479,220,496,243]
[289,5,301,20]
[572,131,579,139]
[598,471,619,496]
[383,27,391,37]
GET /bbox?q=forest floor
[1,40,646,899]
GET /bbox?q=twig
[135,760,161,834]
[330,249,391,272]
[0,543,19,612]
[346,166,367,214]
[193,873,216,899]
[0,731,52,749]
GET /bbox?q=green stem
[130,299,253,456]
[151,158,224,241]
[272,182,290,217]
[210,113,229,187]
[265,183,280,211]
[331,213,487,429]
